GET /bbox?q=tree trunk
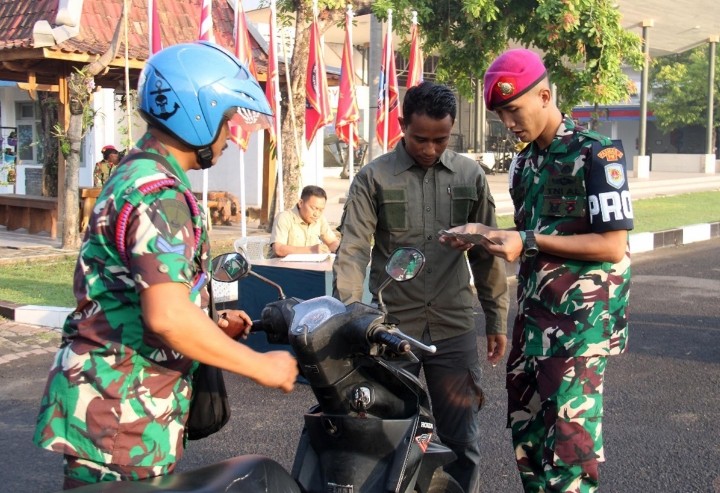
[61,12,124,249]
[279,4,311,211]
[277,4,344,212]
[39,92,59,198]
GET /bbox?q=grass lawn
[0,191,718,308]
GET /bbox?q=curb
[1,221,719,329]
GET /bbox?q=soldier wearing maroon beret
[440,48,634,492]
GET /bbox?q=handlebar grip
[372,327,411,354]
[249,320,265,333]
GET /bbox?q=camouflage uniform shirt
[333,141,508,339]
[510,117,633,357]
[34,133,209,467]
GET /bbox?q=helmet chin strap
[197,147,214,170]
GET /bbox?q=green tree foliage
[651,47,720,132]
[371,0,643,111]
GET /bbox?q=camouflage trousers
[506,343,607,493]
[63,455,176,489]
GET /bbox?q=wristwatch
[520,230,539,258]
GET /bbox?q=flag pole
[123,0,133,147]
[234,0,248,238]
[347,4,355,183]
[199,0,214,227]
[271,0,284,212]
[383,9,393,154]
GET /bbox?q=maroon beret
[484,49,547,110]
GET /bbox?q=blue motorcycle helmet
[138,41,273,169]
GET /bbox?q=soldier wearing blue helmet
[34,42,298,488]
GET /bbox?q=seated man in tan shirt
[270,185,340,258]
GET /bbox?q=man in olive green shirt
[332,82,508,493]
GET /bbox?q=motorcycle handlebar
[369,326,411,354]
[250,320,265,333]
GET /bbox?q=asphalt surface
[1,238,719,492]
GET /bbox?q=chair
[234,237,271,261]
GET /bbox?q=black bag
[186,362,231,440]
[185,279,231,440]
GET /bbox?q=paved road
[1,239,719,492]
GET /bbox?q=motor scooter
[65,247,463,493]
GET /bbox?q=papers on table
[279,253,335,262]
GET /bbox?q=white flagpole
[200,0,213,227]
[235,0,248,238]
[383,9,393,154]
[239,150,248,239]
[272,0,284,212]
[347,5,355,183]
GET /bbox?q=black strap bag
[186,361,231,440]
[186,281,231,440]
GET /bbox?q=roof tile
[0,0,267,72]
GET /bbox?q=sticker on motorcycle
[415,432,433,453]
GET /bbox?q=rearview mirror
[211,253,250,282]
[385,247,425,282]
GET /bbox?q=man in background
[93,144,120,187]
[270,185,339,258]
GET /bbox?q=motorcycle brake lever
[392,329,437,354]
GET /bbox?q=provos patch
[604,163,626,190]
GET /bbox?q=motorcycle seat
[64,455,300,493]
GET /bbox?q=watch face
[524,247,539,258]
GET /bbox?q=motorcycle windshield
[290,296,346,334]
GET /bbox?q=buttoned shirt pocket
[450,186,478,226]
[378,188,408,231]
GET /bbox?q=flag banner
[335,11,360,148]
[265,10,278,156]
[199,0,214,42]
[407,20,423,89]
[230,0,260,150]
[149,0,162,55]
[305,19,332,147]
[376,28,402,151]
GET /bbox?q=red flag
[198,0,214,42]
[305,18,332,147]
[230,0,258,150]
[376,27,402,151]
[149,0,162,55]
[265,10,278,147]
[406,21,423,89]
[335,11,359,148]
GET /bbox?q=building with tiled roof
[0,0,274,222]
[0,0,267,89]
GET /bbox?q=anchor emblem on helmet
[149,80,180,121]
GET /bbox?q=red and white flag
[198,0,214,42]
[230,0,258,150]
[406,13,423,89]
[148,0,162,55]
[335,9,359,149]
[376,13,402,152]
[305,17,332,147]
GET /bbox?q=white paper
[279,253,334,262]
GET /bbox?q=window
[15,102,40,165]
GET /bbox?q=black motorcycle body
[62,248,462,493]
